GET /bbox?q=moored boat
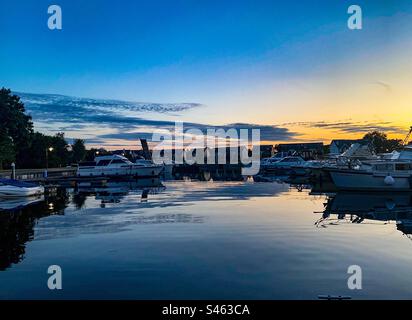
[77,154,163,178]
[260,155,306,174]
[326,160,412,191]
[326,144,412,191]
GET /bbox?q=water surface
[0,180,412,299]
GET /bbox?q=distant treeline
[0,88,109,170]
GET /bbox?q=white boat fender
[384,175,395,185]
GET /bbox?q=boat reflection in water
[75,178,165,207]
[317,191,412,237]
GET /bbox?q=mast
[140,138,152,160]
[403,126,412,146]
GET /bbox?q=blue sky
[1,0,412,147]
[2,0,408,98]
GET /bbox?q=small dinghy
[0,179,44,198]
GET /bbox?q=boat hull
[290,166,311,176]
[260,165,295,175]
[328,169,412,191]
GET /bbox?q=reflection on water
[75,179,166,208]
[1,175,412,299]
[317,192,412,238]
[287,174,412,238]
[0,189,69,271]
[0,179,168,270]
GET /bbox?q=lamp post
[11,163,16,180]
[45,147,54,178]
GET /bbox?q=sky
[1,0,412,148]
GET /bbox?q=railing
[0,167,77,181]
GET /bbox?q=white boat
[135,158,173,177]
[77,154,163,178]
[327,159,412,191]
[0,179,45,198]
[260,155,306,174]
[326,146,412,191]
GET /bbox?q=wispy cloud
[18,92,298,147]
[19,92,203,112]
[282,120,406,135]
[371,81,392,93]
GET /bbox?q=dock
[0,163,246,186]
[0,167,107,187]
[0,167,76,181]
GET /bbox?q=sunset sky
[1,0,412,148]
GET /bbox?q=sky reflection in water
[0,180,412,299]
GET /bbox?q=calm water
[1,179,412,299]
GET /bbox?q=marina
[1,130,412,299]
[2,0,412,306]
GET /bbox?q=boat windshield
[111,159,129,164]
[96,159,111,166]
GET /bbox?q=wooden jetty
[0,167,107,187]
[0,167,76,181]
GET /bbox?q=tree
[19,132,71,168]
[71,139,86,163]
[0,88,34,167]
[49,132,70,168]
[0,89,114,169]
[363,131,403,153]
[0,128,15,169]
[27,132,49,168]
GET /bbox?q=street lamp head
[48,147,54,152]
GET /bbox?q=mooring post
[11,162,16,180]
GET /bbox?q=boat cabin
[366,160,412,173]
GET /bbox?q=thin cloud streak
[282,120,407,135]
[19,92,298,147]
